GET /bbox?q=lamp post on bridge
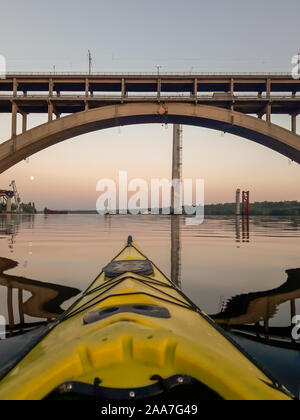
[88,50,92,75]
[156,65,162,76]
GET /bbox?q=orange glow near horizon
[0,119,300,211]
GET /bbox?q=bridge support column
[22,112,27,133]
[85,78,89,97]
[291,114,297,134]
[49,79,53,97]
[157,78,161,102]
[13,78,18,97]
[48,101,53,122]
[230,78,234,96]
[11,102,18,151]
[266,78,271,98]
[121,79,126,101]
[194,78,198,104]
[85,101,89,111]
[51,103,60,120]
[266,103,271,124]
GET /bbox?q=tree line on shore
[2,201,299,216]
[205,201,300,216]
[0,202,37,214]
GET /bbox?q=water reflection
[0,214,36,252]
[242,214,250,243]
[235,216,241,242]
[171,217,181,288]
[211,268,300,350]
[0,214,19,252]
[251,216,300,237]
[235,215,250,243]
[0,256,80,337]
[0,215,299,346]
[0,214,299,396]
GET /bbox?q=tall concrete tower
[171,124,182,214]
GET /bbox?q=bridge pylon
[171,124,183,214]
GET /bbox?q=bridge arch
[0,102,300,173]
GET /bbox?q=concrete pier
[171,124,182,214]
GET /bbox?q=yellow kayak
[0,237,293,400]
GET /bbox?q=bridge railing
[3,72,294,76]
[0,93,299,99]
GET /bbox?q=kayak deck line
[59,238,201,324]
[0,236,294,400]
[62,276,198,322]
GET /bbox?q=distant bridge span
[0,102,300,173]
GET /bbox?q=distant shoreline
[33,201,300,217]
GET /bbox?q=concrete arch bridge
[0,73,299,172]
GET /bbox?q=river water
[0,214,300,396]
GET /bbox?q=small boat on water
[44,208,68,215]
[0,237,293,400]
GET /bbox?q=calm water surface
[1,214,300,395]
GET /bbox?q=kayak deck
[0,238,293,400]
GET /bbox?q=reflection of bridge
[0,73,300,172]
[0,256,80,336]
[211,268,300,350]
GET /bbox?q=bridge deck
[1,74,300,92]
[0,95,299,115]
[0,74,299,160]
[0,73,300,116]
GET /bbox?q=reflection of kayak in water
[211,269,300,327]
[210,269,300,398]
[0,238,293,400]
[44,209,68,215]
[0,257,80,320]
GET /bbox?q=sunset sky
[0,0,299,210]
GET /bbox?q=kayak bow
[0,237,293,400]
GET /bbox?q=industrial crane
[9,181,21,212]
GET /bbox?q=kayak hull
[0,239,293,400]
